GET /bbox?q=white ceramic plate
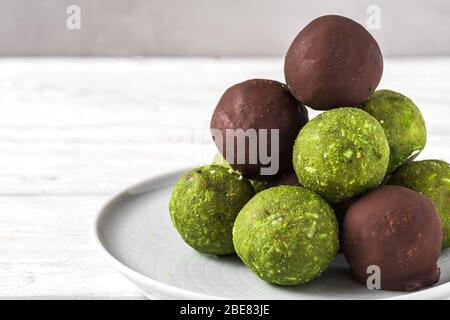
[92,168,450,300]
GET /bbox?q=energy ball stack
[169,14,449,291]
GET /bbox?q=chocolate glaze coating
[343,185,442,291]
[284,15,383,110]
[331,198,356,253]
[269,170,300,187]
[210,79,308,179]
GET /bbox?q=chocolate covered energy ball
[293,108,389,203]
[212,153,269,193]
[269,170,300,187]
[343,185,442,291]
[360,90,426,173]
[233,186,339,285]
[210,79,308,179]
[331,198,356,252]
[284,15,383,110]
[389,160,450,249]
[169,165,254,255]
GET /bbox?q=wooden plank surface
[0,58,449,298]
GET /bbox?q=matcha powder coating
[169,165,255,255]
[389,160,450,249]
[233,186,339,285]
[361,89,427,173]
[293,108,389,203]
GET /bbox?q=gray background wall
[1,0,449,56]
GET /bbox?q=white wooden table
[0,58,449,299]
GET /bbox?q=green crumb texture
[212,152,233,169]
[169,165,255,255]
[389,160,450,249]
[233,186,339,286]
[293,107,389,203]
[212,153,269,193]
[360,89,427,173]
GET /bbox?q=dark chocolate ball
[210,79,308,179]
[331,198,356,253]
[284,15,383,110]
[342,185,442,291]
[269,170,300,187]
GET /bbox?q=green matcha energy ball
[169,165,254,255]
[212,153,269,193]
[293,108,389,203]
[233,186,339,285]
[360,89,427,173]
[389,160,450,249]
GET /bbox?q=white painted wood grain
[0,58,449,298]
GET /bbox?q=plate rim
[91,168,450,300]
[92,168,226,300]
